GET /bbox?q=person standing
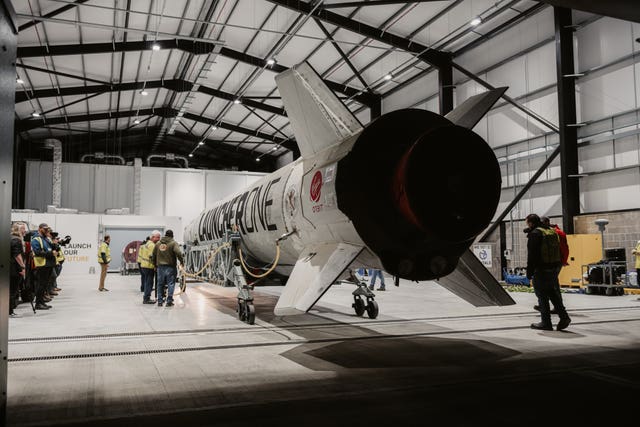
[632,240,640,287]
[31,223,55,310]
[151,230,183,307]
[98,235,111,292]
[525,214,571,331]
[533,216,570,314]
[369,269,386,291]
[10,223,27,316]
[139,230,161,304]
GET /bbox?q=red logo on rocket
[310,171,322,203]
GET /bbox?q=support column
[370,94,382,120]
[0,1,17,425]
[555,7,580,234]
[438,58,454,115]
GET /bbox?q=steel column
[438,59,454,115]
[0,2,17,424]
[555,6,580,233]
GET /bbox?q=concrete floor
[6,272,640,426]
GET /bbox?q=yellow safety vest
[32,236,47,268]
[98,241,111,264]
[635,242,640,269]
[137,240,155,269]
[56,249,65,264]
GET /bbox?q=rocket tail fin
[444,87,508,129]
[436,249,516,307]
[274,242,364,316]
[275,62,363,158]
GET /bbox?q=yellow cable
[238,243,281,278]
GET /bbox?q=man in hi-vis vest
[138,230,161,304]
[98,235,111,292]
[31,223,56,310]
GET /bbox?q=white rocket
[184,62,515,315]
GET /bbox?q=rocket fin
[275,62,363,158]
[274,242,364,316]
[436,249,516,307]
[444,87,508,129]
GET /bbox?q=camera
[51,231,72,246]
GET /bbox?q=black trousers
[9,273,22,312]
[533,268,569,325]
[35,267,53,304]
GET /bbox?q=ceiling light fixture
[31,112,40,117]
[152,43,160,51]
[133,119,140,124]
[234,99,241,104]
[384,74,393,81]
[255,157,261,162]
[140,90,148,96]
[211,126,218,130]
[16,77,24,84]
[266,58,276,66]
[188,153,194,157]
[198,141,204,146]
[470,17,482,26]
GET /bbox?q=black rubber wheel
[247,303,256,325]
[353,297,365,316]
[605,287,614,296]
[366,300,379,319]
[237,301,245,320]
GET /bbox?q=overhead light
[140,90,148,96]
[188,153,194,158]
[266,58,276,66]
[234,99,241,104]
[211,126,218,130]
[31,112,40,117]
[133,119,141,124]
[198,141,204,146]
[16,78,24,84]
[384,74,393,81]
[470,17,482,27]
[272,147,277,151]
[255,157,261,162]
[152,43,160,51]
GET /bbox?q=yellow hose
[238,243,281,278]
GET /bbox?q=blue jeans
[141,268,155,302]
[369,269,385,287]
[157,265,177,304]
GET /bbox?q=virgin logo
[310,171,322,203]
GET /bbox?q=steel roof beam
[265,0,451,69]
[17,39,218,58]
[18,0,89,32]
[15,79,287,117]
[322,0,448,8]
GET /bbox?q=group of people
[525,214,572,331]
[9,222,66,315]
[97,229,184,306]
[357,268,386,291]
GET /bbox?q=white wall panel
[94,165,134,213]
[614,135,640,168]
[61,163,95,213]
[487,57,527,99]
[526,42,556,92]
[582,169,640,212]
[165,170,205,224]
[205,172,246,208]
[576,18,634,72]
[25,161,53,212]
[577,65,637,122]
[487,105,529,147]
[140,168,165,216]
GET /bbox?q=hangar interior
[1,1,640,426]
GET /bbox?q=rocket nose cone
[395,124,502,243]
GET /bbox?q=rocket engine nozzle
[336,109,501,281]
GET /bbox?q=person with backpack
[525,213,571,331]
